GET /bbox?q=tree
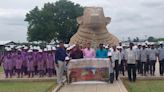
[25,0,84,43]
[133,37,139,42]
[147,36,157,42]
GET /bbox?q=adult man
[140,45,148,76]
[111,46,120,80]
[96,43,108,58]
[126,43,137,82]
[149,44,158,76]
[135,45,141,74]
[83,43,95,58]
[70,44,83,59]
[118,46,126,76]
[158,43,164,76]
[55,42,67,84]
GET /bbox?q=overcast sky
[0,0,164,42]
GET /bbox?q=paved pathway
[58,80,127,92]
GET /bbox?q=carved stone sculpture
[69,7,119,47]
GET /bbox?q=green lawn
[0,66,3,73]
[123,79,164,92]
[0,81,56,92]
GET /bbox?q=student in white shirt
[126,43,137,82]
[158,44,164,76]
[149,44,158,76]
[135,45,142,74]
[140,45,148,76]
[112,46,120,80]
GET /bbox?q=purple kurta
[15,57,23,69]
[37,53,45,71]
[27,55,34,71]
[46,54,54,69]
[21,51,28,67]
[3,57,13,70]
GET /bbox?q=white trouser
[55,60,65,84]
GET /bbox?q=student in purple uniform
[33,49,38,75]
[46,51,55,77]
[37,50,45,77]
[21,48,28,75]
[3,52,13,78]
[27,50,34,78]
[51,47,56,76]
[15,52,23,78]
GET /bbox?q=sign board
[67,58,110,83]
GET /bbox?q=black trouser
[150,60,156,75]
[136,60,141,74]
[4,69,12,78]
[109,73,114,83]
[127,64,136,82]
[146,60,150,73]
[159,60,164,75]
[140,62,147,75]
[115,60,119,80]
[120,60,125,76]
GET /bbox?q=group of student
[64,42,164,83]
[0,46,56,78]
[0,41,164,84]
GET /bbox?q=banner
[67,58,110,83]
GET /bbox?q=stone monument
[69,7,119,47]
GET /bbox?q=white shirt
[126,48,136,64]
[141,49,148,62]
[135,48,141,60]
[158,47,164,61]
[149,48,157,61]
[112,50,120,61]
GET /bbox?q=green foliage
[123,79,164,92]
[25,0,84,43]
[0,81,56,92]
[157,38,164,41]
[148,36,157,42]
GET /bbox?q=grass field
[0,81,56,92]
[123,79,164,92]
[0,66,3,73]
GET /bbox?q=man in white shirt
[118,47,126,76]
[140,45,148,76]
[112,46,120,80]
[135,45,141,74]
[158,44,164,76]
[149,44,158,76]
[126,43,137,82]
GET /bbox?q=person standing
[118,46,126,76]
[158,43,164,76]
[83,43,95,58]
[111,46,120,80]
[37,50,45,77]
[46,51,55,77]
[55,42,67,84]
[96,43,108,58]
[135,45,141,74]
[126,43,137,82]
[149,44,157,76]
[70,44,83,59]
[140,45,148,76]
[3,53,13,78]
[108,52,115,83]
[15,52,23,78]
[27,50,34,78]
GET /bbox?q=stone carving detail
[69,7,119,47]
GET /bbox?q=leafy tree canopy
[25,0,83,43]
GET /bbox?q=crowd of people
[0,41,164,84]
